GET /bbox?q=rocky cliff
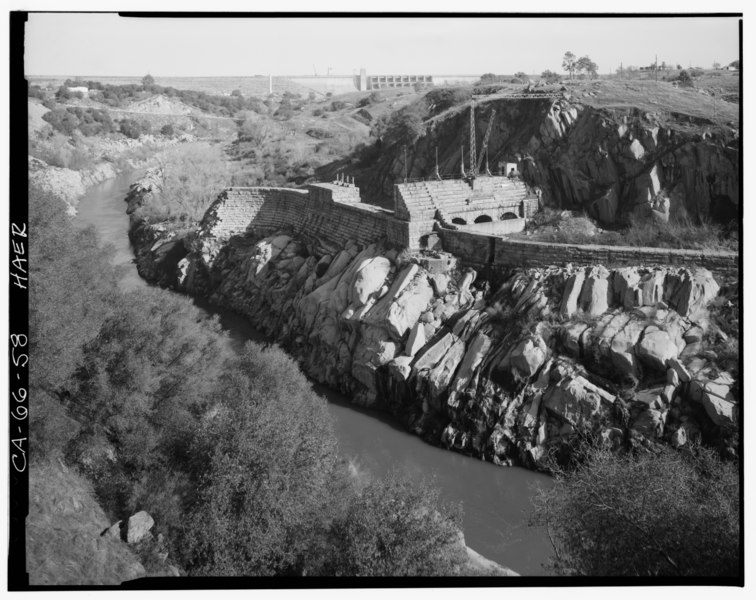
[342,94,739,227]
[128,183,739,470]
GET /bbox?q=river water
[74,172,554,576]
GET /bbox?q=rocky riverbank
[126,173,739,472]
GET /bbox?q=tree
[179,344,339,576]
[142,74,155,88]
[541,69,561,84]
[562,51,577,80]
[55,85,71,102]
[713,62,721,69]
[514,71,528,81]
[729,60,740,69]
[160,123,175,136]
[576,55,599,79]
[677,70,693,87]
[531,445,739,577]
[119,118,142,139]
[42,108,80,136]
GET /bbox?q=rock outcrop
[129,192,737,471]
[339,95,738,228]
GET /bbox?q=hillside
[26,462,148,585]
[316,79,739,233]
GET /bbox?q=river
[74,171,554,576]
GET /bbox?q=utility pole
[655,55,658,82]
[620,62,623,80]
[469,99,476,178]
[403,145,408,182]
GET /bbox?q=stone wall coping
[498,237,738,259]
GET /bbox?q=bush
[119,118,142,139]
[54,85,71,102]
[379,102,427,146]
[160,123,175,136]
[424,87,472,113]
[531,445,740,577]
[677,70,693,86]
[319,471,467,576]
[28,84,46,100]
[330,100,347,111]
[179,344,339,576]
[541,70,561,84]
[136,142,230,223]
[42,108,80,136]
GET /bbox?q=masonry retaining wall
[201,186,413,249]
[437,228,738,278]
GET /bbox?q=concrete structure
[366,74,434,90]
[394,175,539,238]
[199,176,538,252]
[285,69,481,93]
[197,174,736,278]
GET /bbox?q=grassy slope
[26,461,146,586]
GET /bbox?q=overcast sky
[26,13,739,77]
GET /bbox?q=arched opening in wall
[500,212,519,220]
[474,215,493,223]
[452,217,467,225]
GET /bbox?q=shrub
[28,84,46,100]
[541,69,561,84]
[381,102,427,146]
[54,85,71,102]
[160,123,175,136]
[424,87,472,113]
[42,108,80,136]
[136,142,230,223]
[119,118,142,139]
[28,184,121,391]
[330,100,347,111]
[677,70,693,86]
[531,444,740,577]
[319,471,467,576]
[179,344,339,576]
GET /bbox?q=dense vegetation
[531,444,740,577]
[28,184,470,579]
[56,78,267,118]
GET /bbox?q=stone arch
[474,214,493,223]
[452,217,467,225]
[500,211,519,220]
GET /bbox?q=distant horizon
[25,14,740,79]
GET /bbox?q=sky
[24,13,740,78]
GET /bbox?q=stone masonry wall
[199,186,414,249]
[438,228,738,278]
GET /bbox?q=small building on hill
[66,86,89,97]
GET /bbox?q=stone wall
[437,228,738,278]
[199,185,414,250]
